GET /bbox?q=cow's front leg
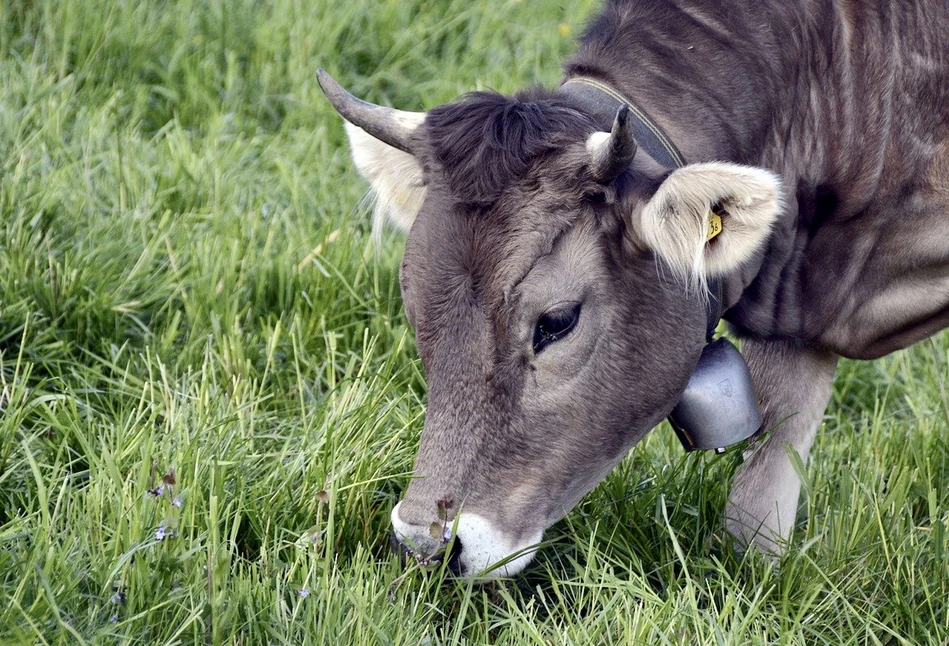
[725,339,838,554]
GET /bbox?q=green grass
[1,0,948,643]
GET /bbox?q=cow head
[318,71,782,578]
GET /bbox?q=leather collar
[557,76,686,169]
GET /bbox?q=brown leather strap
[557,76,686,169]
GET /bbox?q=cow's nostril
[446,536,464,575]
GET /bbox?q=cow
[318,0,949,578]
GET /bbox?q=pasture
[1,0,948,643]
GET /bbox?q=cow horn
[317,69,426,154]
[589,104,637,182]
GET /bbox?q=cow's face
[319,72,781,577]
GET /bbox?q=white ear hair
[637,162,783,292]
[345,121,426,240]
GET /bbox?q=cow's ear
[635,162,782,290]
[345,122,426,237]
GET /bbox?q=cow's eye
[533,302,581,354]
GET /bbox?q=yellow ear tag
[707,211,723,242]
[391,188,414,208]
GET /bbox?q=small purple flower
[147,486,165,497]
[298,588,310,598]
[155,526,167,541]
[109,591,125,605]
[171,497,183,508]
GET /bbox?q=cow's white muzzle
[390,502,542,578]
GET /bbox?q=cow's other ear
[345,122,426,237]
[635,162,782,291]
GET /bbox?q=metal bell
[668,337,762,453]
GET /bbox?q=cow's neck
[563,1,789,166]
[563,0,902,342]
[561,3,787,329]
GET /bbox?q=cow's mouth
[390,530,464,575]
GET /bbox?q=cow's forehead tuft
[423,89,597,207]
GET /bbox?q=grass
[0,0,948,643]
